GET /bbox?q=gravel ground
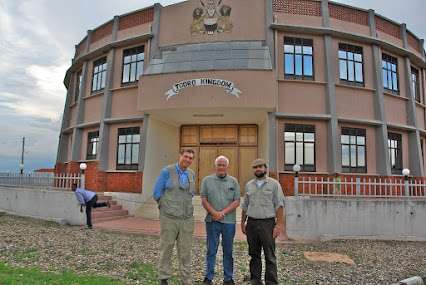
[0,214,425,284]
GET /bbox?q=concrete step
[92,209,128,219]
[97,195,112,201]
[93,214,130,223]
[93,205,122,212]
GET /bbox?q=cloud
[0,0,423,172]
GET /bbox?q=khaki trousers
[158,214,194,284]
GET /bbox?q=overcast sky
[0,0,424,172]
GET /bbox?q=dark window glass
[117,127,140,170]
[284,37,313,80]
[86,131,99,160]
[382,54,399,93]
[339,44,364,85]
[75,71,83,102]
[284,124,315,171]
[91,58,107,92]
[411,67,420,103]
[388,132,402,175]
[341,128,366,173]
[122,46,144,84]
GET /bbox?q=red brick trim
[273,0,321,17]
[90,21,113,44]
[375,16,401,39]
[329,3,368,26]
[118,8,154,31]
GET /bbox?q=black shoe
[223,279,235,285]
[160,279,168,285]
[203,277,213,285]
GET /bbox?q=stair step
[97,200,117,205]
[92,209,128,219]
[93,205,122,212]
[93,214,130,223]
[97,195,112,201]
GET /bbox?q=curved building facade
[56,0,426,198]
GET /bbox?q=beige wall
[138,70,277,111]
[158,0,266,46]
[274,13,322,28]
[338,123,377,174]
[384,94,408,126]
[277,119,328,173]
[111,89,141,118]
[335,86,375,120]
[416,105,425,130]
[141,117,180,202]
[107,121,143,171]
[329,19,370,37]
[377,31,403,48]
[117,23,152,41]
[83,95,103,123]
[89,35,113,53]
[278,81,327,115]
[68,106,77,127]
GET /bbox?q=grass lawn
[0,262,123,285]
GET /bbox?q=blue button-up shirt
[152,163,191,201]
[74,188,96,205]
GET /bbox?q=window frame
[411,67,420,103]
[91,57,107,93]
[86,131,99,160]
[284,124,316,172]
[283,37,314,80]
[121,45,145,85]
[75,70,83,103]
[116,127,140,171]
[388,132,402,175]
[341,127,367,173]
[382,53,399,94]
[338,43,365,86]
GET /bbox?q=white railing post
[293,164,301,196]
[356,177,361,196]
[402,168,410,197]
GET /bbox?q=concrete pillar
[149,3,162,60]
[268,112,277,173]
[265,0,275,68]
[139,114,150,171]
[56,85,73,163]
[367,10,392,175]
[70,61,89,161]
[321,0,340,173]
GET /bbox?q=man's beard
[255,171,266,178]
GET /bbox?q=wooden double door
[181,125,258,194]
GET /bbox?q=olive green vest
[159,164,195,219]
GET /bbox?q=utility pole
[20,137,25,174]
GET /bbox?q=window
[86,131,99,160]
[284,124,315,171]
[411,67,420,103]
[122,46,145,84]
[284,37,313,80]
[91,57,107,92]
[117,127,140,170]
[339,43,364,85]
[341,128,366,173]
[75,71,83,102]
[382,54,398,92]
[388,133,402,175]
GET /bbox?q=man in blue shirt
[71,183,109,229]
[153,149,196,285]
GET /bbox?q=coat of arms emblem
[191,0,233,35]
